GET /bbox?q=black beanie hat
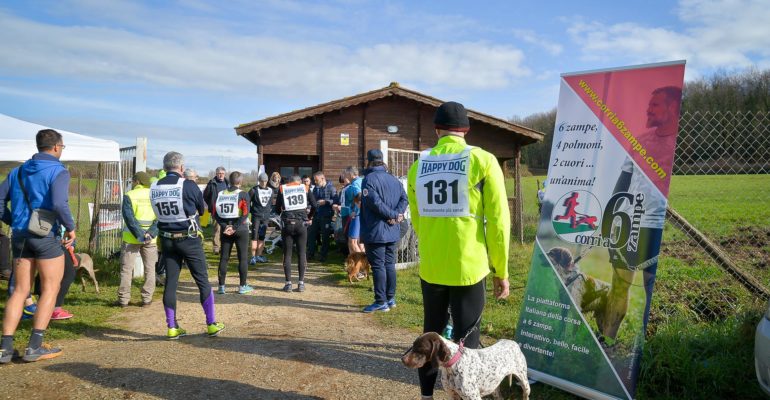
[434,101,470,132]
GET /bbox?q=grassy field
[1,172,767,398]
[343,173,770,399]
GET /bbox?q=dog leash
[66,245,79,267]
[444,315,483,368]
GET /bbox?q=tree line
[514,67,770,172]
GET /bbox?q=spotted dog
[402,332,530,400]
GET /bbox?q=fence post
[135,137,147,173]
[380,139,389,165]
[77,172,82,232]
[88,163,103,254]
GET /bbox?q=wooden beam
[512,142,524,244]
[361,104,367,169]
[319,116,324,172]
[666,206,770,300]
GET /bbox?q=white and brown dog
[402,332,530,400]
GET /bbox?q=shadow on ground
[45,362,322,400]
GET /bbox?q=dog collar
[444,341,464,368]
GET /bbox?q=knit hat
[133,171,151,187]
[258,173,269,182]
[367,149,383,162]
[434,101,470,132]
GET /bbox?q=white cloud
[510,29,563,56]
[567,0,770,74]
[0,10,531,97]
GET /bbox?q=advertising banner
[516,61,686,399]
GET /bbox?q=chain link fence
[675,111,770,175]
[655,111,770,322]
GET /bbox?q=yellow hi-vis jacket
[407,135,510,286]
[122,185,157,244]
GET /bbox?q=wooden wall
[257,96,518,179]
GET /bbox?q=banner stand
[529,370,621,400]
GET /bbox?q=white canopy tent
[0,113,127,257]
[0,113,120,162]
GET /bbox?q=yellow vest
[407,135,510,286]
[122,186,157,244]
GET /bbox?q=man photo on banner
[599,86,682,340]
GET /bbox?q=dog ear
[426,333,450,367]
[436,338,451,363]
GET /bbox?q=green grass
[344,174,769,399]
[0,255,154,346]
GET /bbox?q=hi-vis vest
[123,186,157,244]
[215,189,242,219]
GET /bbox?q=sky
[1,0,768,174]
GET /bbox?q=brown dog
[345,252,371,283]
[74,253,100,293]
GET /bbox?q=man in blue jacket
[360,149,408,313]
[0,129,76,363]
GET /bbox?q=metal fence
[385,144,420,269]
[87,146,135,257]
[674,111,770,175]
[651,111,770,326]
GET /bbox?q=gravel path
[0,260,448,399]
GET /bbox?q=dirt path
[0,261,445,399]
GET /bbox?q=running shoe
[217,285,226,295]
[281,283,292,292]
[238,285,254,295]
[22,343,62,362]
[257,256,268,263]
[167,326,187,340]
[50,307,74,320]
[249,256,257,265]
[21,303,37,320]
[387,299,397,309]
[362,302,390,313]
[207,322,225,337]
[0,349,18,364]
[296,283,306,293]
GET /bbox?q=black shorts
[251,217,269,241]
[12,236,64,260]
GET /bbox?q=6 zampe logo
[552,190,645,249]
[552,190,602,243]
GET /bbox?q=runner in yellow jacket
[406,101,510,398]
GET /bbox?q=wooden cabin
[234,83,544,240]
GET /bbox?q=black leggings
[418,278,486,396]
[218,229,250,286]
[160,236,214,324]
[281,220,307,282]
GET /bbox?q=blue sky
[1,0,768,174]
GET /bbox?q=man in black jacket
[307,171,336,262]
[203,166,228,255]
[248,173,275,264]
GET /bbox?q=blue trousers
[365,242,397,304]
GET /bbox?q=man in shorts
[0,129,76,363]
